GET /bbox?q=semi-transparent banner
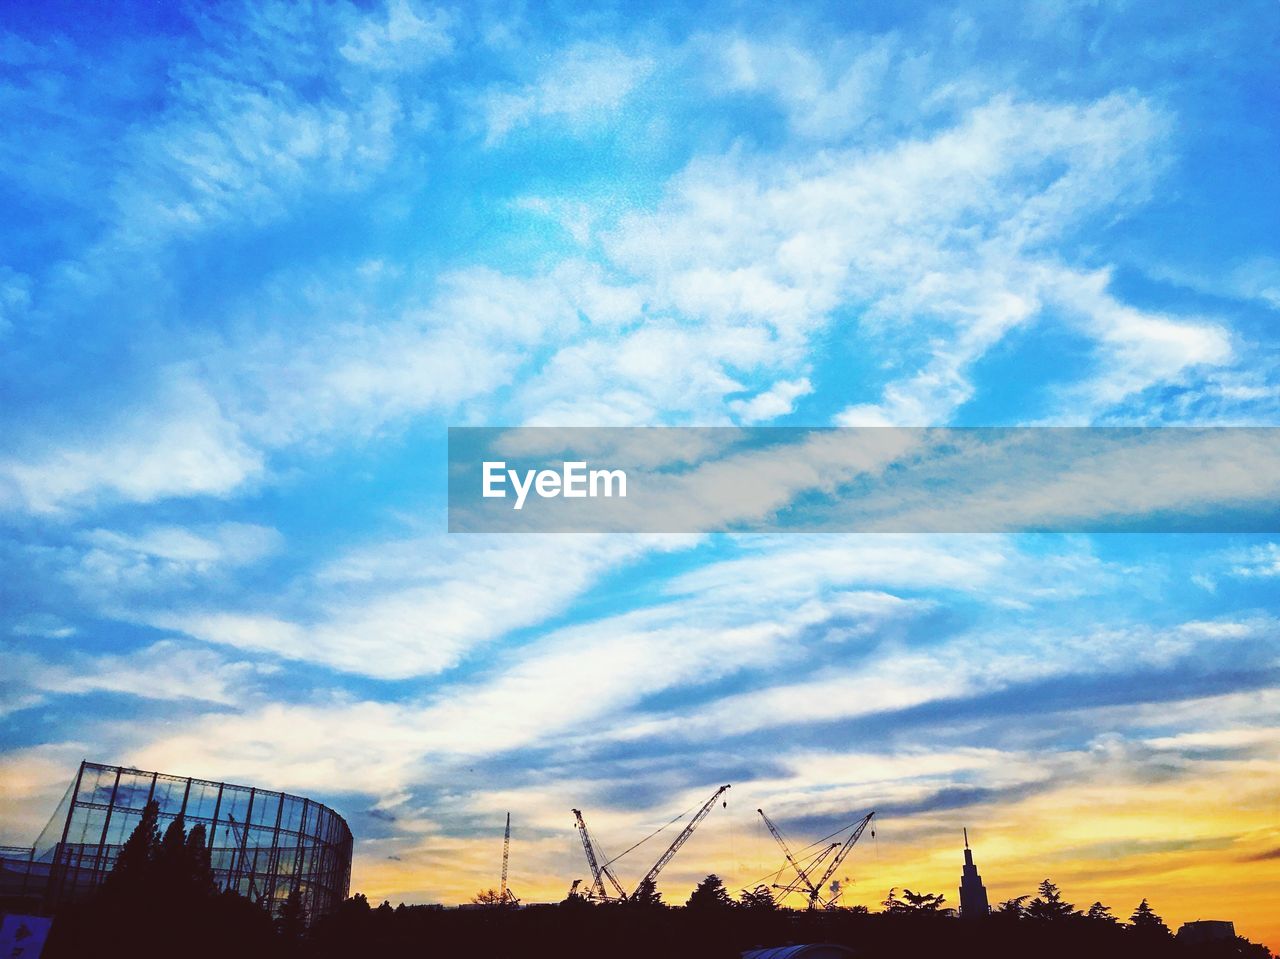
[447,427,1280,533]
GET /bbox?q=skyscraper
[959,828,990,918]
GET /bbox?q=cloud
[10,613,76,640]
[729,377,812,423]
[480,43,655,145]
[148,533,681,679]
[1224,542,1280,579]
[713,33,901,141]
[0,380,263,515]
[338,0,455,71]
[7,639,275,711]
[62,522,281,600]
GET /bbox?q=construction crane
[771,843,839,905]
[572,809,627,900]
[805,811,874,910]
[630,784,730,899]
[499,812,519,905]
[759,808,826,904]
[566,878,583,899]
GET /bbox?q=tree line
[31,804,1275,959]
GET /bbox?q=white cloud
[149,534,680,679]
[0,380,263,515]
[10,639,275,709]
[339,0,454,70]
[1225,542,1280,579]
[729,377,812,423]
[60,522,281,601]
[481,43,655,145]
[714,34,899,141]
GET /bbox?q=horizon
[1,0,1277,950]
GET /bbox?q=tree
[1128,899,1171,937]
[995,895,1030,918]
[103,800,161,896]
[471,888,506,906]
[686,874,733,911]
[277,887,308,942]
[738,885,777,911]
[184,823,216,895]
[155,815,189,891]
[631,877,664,907]
[884,887,946,913]
[1086,901,1117,923]
[1026,879,1076,921]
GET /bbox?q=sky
[1,0,1278,945]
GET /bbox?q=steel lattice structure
[0,760,352,923]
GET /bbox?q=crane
[759,808,825,903]
[806,811,874,910]
[572,808,627,900]
[499,812,519,905]
[771,843,839,905]
[630,784,730,899]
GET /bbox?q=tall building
[958,828,989,918]
[0,760,352,922]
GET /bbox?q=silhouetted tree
[471,887,506,905]
[155,814,189,892]
[184,822,216,895]
[1128,899,1172,938]
[48,807,278,959]
[884,887,946,913]
[1026,879,1076,920]
[631,877,664,907]
[686,874,733,910]
[278,887,308,942]
[995,894,1030,918]
[1087,901,1117,923]
[738,885,778,911]
[101,799,161,898]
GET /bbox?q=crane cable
[738,840,837,895]
[599,798,701,870]
[789,812,875,857]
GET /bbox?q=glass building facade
[0,760,352,922]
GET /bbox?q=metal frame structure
[0,760,352,923]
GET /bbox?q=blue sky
[1,0,1278,940]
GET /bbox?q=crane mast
[758,808,823,901]
[500,812,512,902]
[771,843,838,904]
[632,784,730,898]
[808,811,874,909]
[572,808,626,899]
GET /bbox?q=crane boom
[500,812,511,901]
[632,784,730,897]
[759,808,821,899]
[771,843,838,904]
[808,811,874,908]
[572,809,626,899]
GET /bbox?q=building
[958,828,989,918]
[0,760,352,922]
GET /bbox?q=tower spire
[959,828,989,918]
